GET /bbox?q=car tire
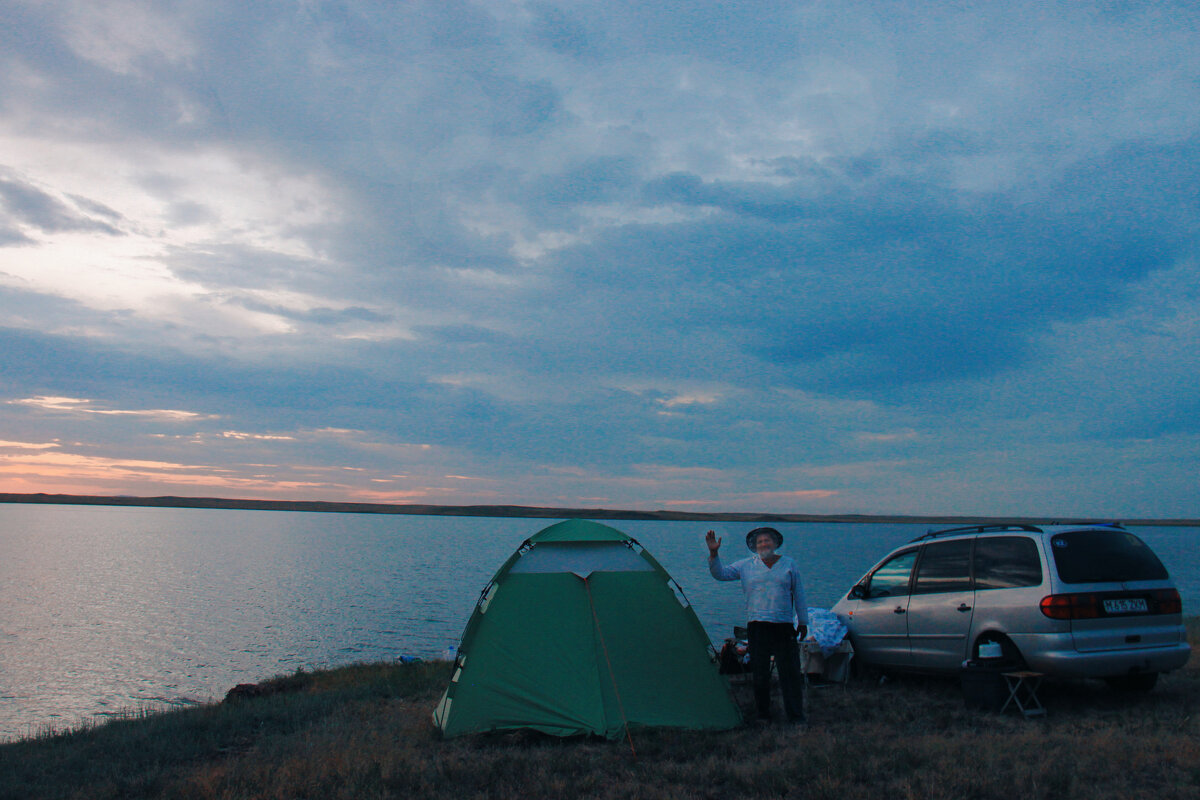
[849,657,887,684]
[1104,673,1158,693]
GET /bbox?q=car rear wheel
[974,634,1027,671]
[1104,673,1158,693]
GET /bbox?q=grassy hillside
[3,622,1198,800]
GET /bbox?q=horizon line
[2,492,1197,527]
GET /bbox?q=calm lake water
[2,503,1197,741]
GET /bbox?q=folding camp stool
[1001,671,1045,717]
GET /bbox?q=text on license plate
[1103,598,1148,614]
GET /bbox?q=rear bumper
[1019,637,1191,678]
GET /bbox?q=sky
[1,1,1199,518]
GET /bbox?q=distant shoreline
[2,492,1197,526]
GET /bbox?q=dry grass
[3,635,1199,800]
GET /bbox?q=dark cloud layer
[1,2,1198,515]
[0,174,124,238]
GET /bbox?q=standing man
[707,526,809,725]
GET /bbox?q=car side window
[865,550,917,598]
[974,536,1043,589]
[912,539,973,594]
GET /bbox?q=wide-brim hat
[745,527,783,551]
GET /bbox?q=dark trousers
[748,621,805,722]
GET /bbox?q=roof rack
[909,523,1043,543]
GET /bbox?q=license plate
[1103,598,1148,614]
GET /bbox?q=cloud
[0,2,1198,515]
[0,439,60,450]
[0,171,124,238]
[0,446,328,496]
[854,430,919,444]
[10,395,218,421]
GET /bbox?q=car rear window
[1050,530,1169,584]
[974,536,1042,589]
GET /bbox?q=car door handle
[893,606,906,614]
[957,603,972,612]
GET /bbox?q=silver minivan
[831,523,1191,690]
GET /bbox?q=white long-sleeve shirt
[709,553,808,627]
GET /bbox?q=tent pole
[584,577,637,759]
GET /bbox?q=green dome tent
[432,519,742,739]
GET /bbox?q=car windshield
[1050,530,1168,584]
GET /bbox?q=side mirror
[849,583,867,600]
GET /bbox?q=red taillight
[1040,595,1071,619]
[1040,593,1101,619]
[1041,589,1181,619]
[1152,588,1182,614]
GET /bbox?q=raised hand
[705,530,722,557]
